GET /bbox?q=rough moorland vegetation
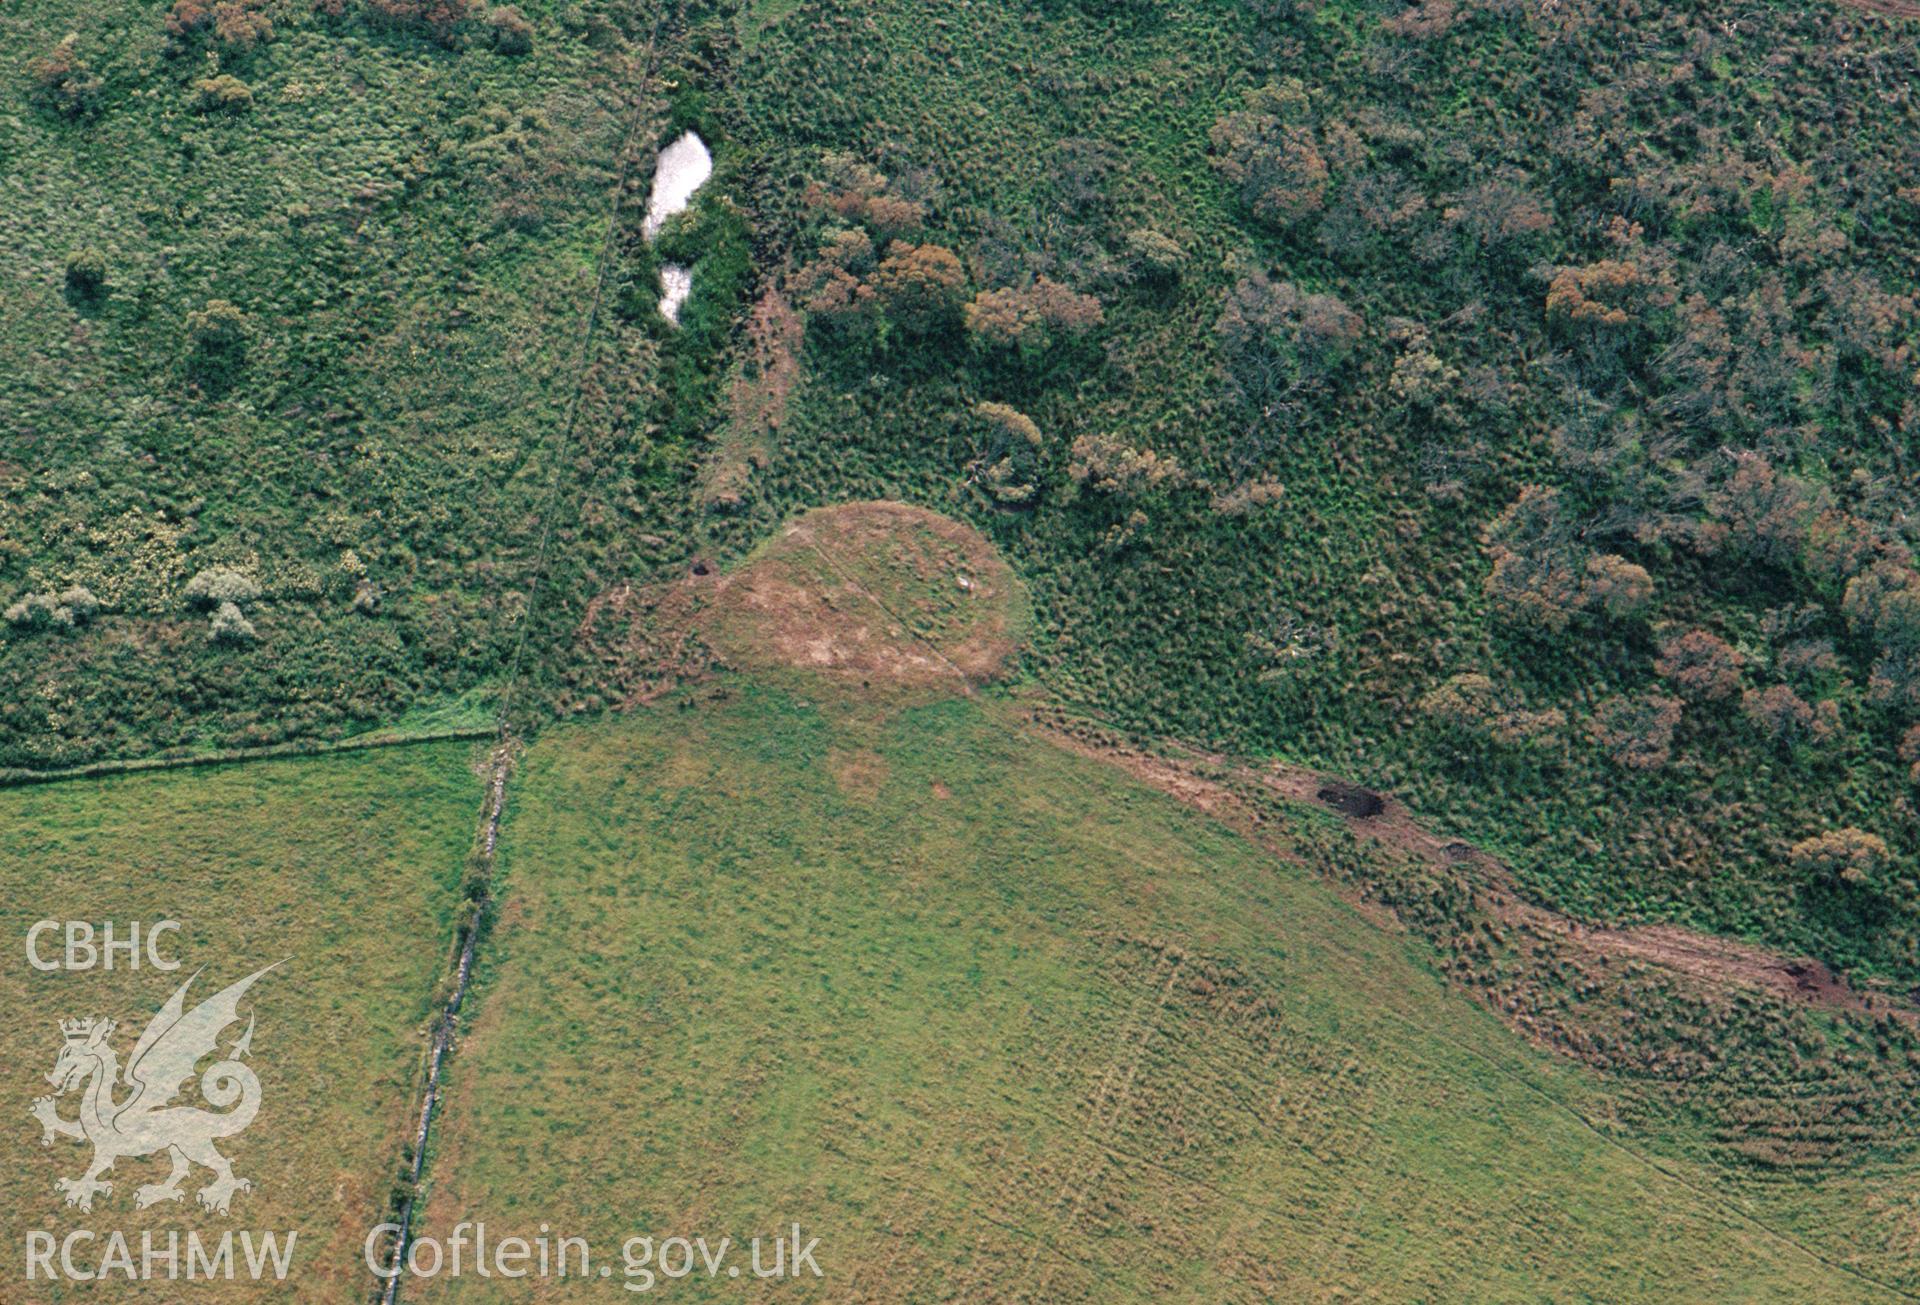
[5,0,1919,1004]
[659,0,1920,991]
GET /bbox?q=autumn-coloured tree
[213,2,274,51]
[794,228,879,337]
[30,35,102,120]
[1790,828,1889,890]
[367,0,474,45]
[1209,81,1328,229]
[1441,168,1552,253]
[1654,630,1742,703]
[1581,554,1653,620]
[964,278,1103,354]
[1067,433,1182,497]
[1801,510,1882,593]
[1701,451,1822,569]
[1542,221,1676,361]
[805,153,927,241]
[1741,684,1839,749]
[869,242,965,335]
[1545,260,1649,330]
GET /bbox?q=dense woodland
[5,0,1920,992]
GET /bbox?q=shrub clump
[969,402,1045,506]
[208,600,258,644]
[485,4,533,53]
[194,74,253,114]
[64,247,108,295]
[30,35,103,120]
[4,586,101,633]
[184,566,262,608]
[185,299,251,379]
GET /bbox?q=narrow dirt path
[1026,706,1918,1026]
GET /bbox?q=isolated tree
[1123,228,1184,283]
[869,242,965,335]
[1068,433,1182,496]
[1790,828,1889,890]
[208,600,257,644]
[1843,560,1920,714]
[1801,509,1882,593]
[965,278,1103,354]
[1581,554,1654,620]
[195,75,253,114]
[213,1,274,50]
[1216,270,1360,469]
[30,35,102,120]
[4,586,99,632]
[367,0,474,45]
[970,403,1045,505]
[185,300,251,380]
[1703,451,1822,569]
[1419,672,1565,749]
[64,247,108,296]
[1441,168,1553,252]
[485,5,532,53]
[807,153,927,240]
[1210,81,1328,228]
[185,566,261,608]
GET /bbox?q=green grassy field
[411,685,1903,1301]
[0,741,479,1300]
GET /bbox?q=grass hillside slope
[413,685,1902,1301]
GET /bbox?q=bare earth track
[1028,711,1920,1028]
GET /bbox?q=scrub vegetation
[7,0,1920,1294]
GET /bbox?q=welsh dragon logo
[29,963,281,1215]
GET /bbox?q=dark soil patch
[1317,781,1385,819]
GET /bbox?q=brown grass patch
[577,501,1026,703]
[830,746,888,800]
[700,284,803,508]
